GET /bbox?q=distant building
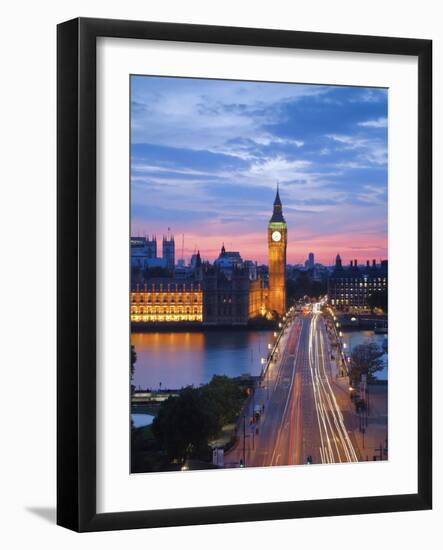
[130,188,288,326]
[328,256,388,311]
[214,244,243,273]
[305,252,315,269]
[162,236,175,270]
[130,232,177,279]
[131,236,162,270]
[131,236,157,258]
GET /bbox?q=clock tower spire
[268,184,287,317]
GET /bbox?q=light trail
[317,317,358,461]
[308,311,358,463]
[270,319,302,466]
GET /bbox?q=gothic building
[162,235,175,270]
[267,186,287,316]
[130,188,287,326]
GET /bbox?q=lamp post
[261,357,268,400]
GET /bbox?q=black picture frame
[57,17,432,532]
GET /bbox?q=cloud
[350,89,387,103]
[130,77,388,264]
[355,184,387,204]
[253,136,304,147]
[131,78,327,153]
[326,134,365,148]
[133,163,216,178]
[335,161,368,169]
[326,133,387,167]
[247,156,311,179]
[358,117,387,128]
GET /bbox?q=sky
[131,76,388,266]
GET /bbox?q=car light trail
[308,310,358,463]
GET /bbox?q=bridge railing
[260,310,294,381]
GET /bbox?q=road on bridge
[226,311,358,467]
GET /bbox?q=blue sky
[131,76,388,265]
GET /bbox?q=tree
[130,345,137,394]
[152,387,219,463]
[151,376,247,464]
[350,342,384,385]
[201,375,245,428]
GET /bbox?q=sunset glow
[131,76,388,265]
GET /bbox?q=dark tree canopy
[130,345,137,381]
[350,341,385,384]
[151,375,245,463]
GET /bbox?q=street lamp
[260,357,268,400]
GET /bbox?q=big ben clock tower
[268,185,287,317]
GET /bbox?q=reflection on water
[132,331,273,390]
[341,330,388,381]
[131,413,154,428]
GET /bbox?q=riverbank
[131,319,277,332]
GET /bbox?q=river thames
[132,330,274,390]
[132,327,388,390]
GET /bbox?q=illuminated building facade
[131,266,267,326]
[248,278,268,319]
[267,186,287,316]
[131,282,203,323]
[328,255,388,311]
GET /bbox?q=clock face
[272,230,282,242]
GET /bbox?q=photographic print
[129,76,388,473]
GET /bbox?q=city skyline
[131,76,388,265]
[130,233,386,268]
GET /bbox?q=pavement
[332,378,388,461]
[225,311,365,468]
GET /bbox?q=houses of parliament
[130,188,287,326]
